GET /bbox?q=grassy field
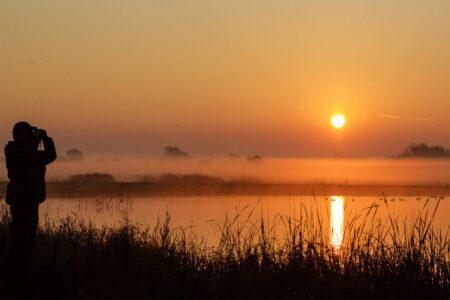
[0,192,449,299]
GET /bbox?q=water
[330,196,344,250]
[40,195,449,248]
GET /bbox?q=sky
[1,0,449,158]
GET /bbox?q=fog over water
[14,157,450,185]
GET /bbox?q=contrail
[377,114,437,123]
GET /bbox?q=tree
[396,143,450,159]
[163,146,190,159]
[66,148,84,161]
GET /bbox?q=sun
[331,114,346,128]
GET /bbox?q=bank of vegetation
[1,173,448,198]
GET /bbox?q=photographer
[4,121,57,296]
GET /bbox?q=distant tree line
[396,143,450,159]
[136,173,262,184]
[67,173,116,183]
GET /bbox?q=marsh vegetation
[0,189,448,299]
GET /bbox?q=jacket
[4,137,57,205]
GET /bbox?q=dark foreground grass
[0,193,449,299]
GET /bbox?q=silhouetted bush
[396,143,450,159]
[66,148,84,161]
[247,154,263,162]
[163,146,190,159]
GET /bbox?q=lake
[40,194,450,249]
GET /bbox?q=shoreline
[1,181,448,197]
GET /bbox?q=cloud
[9,61,43,66]
[377,114,437,123]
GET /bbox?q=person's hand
[41,129,48,140]
[37,129,48,140]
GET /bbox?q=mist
[10,157,449,185]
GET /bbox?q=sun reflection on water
[330,196,344,251]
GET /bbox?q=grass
[0,190,449,299]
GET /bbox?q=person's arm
[41,136,57,164]
[36,130,57,164]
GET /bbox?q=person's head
[13,121,36,145]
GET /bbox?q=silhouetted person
[4,122,57,297]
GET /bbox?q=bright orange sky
[1,1,449,157]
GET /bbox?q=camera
[33,128,47,140]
